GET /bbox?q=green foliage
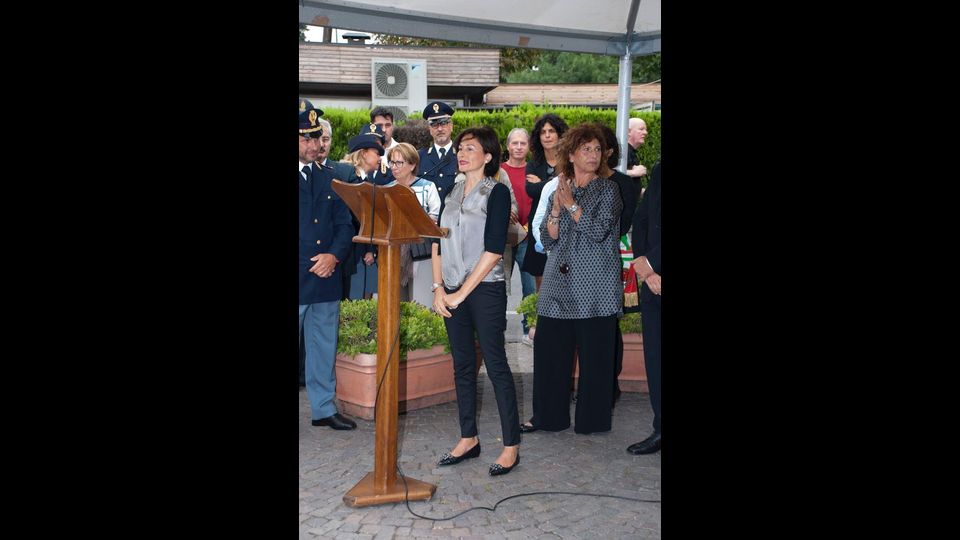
[515,292,539,328]
[372,35,659,84]
[321,108,378,162]
[337,299,378,356]
[507,291,643,334]
[322,105,660,188]
[505,52,660,84]
[299,24,307,42]
[337,299,450,359]
[632,54,661,83]
[619,312,643,335]
[399,301,450,357]
[420,104,660,188]
[631,112,661,190]
[498,47,543,78]
[375,34,541,80]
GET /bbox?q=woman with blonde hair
[387,142,441,304]
[340,129,387,299]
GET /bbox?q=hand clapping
[553,175,574,210]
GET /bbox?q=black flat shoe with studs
[437,441,481,466]
[489,453,520,476]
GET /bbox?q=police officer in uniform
[313,115,356,183]
[299,98,313,388]
[299,105,358,430]
[353,123,393,184]
[418,101,458,213]
[299,97,313,114]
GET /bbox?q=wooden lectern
[331,180,448,508]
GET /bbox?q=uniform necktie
[302,165,313,198]
[438,147,446,159]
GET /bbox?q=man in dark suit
[628,159,661,454]
[299,105,358,430]
[418,101,458,212]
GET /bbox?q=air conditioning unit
[371,58,427,123]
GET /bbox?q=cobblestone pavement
[300,342,661,539]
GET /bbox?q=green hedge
[516,292,643,334]
[322,109,381,165]
[320,104,660,187]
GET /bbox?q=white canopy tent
[299,0,661,170]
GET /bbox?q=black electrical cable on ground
[368,308,661,522]
[398,480,660,521]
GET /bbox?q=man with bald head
[625,118,649,179]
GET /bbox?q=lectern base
[342,472,436,508]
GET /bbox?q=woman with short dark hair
[432,126,521,476]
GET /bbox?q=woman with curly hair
[520,114,569,290]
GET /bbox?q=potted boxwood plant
[334,299,454,420]
[516,292,647,392]
[516,292,539,341]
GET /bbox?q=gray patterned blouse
[536,177,623,319]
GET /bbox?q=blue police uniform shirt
[418,143,457,211]
[299,161,354,304]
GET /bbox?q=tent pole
[616,48,633,173]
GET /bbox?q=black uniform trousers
[443,281,521,446]
[533,315,617,434]
[639,288,661,434]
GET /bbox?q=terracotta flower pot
[334,345,456,420]
[572,333,647,392]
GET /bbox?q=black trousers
[443,281,520,446]
[639,289,661,434]
[533,315,617,434]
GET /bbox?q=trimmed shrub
[513,292,643,334]
[516,292,539,329]
[321,104,660,187]
[337,298,450,359]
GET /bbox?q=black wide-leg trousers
[533,315,617,434]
